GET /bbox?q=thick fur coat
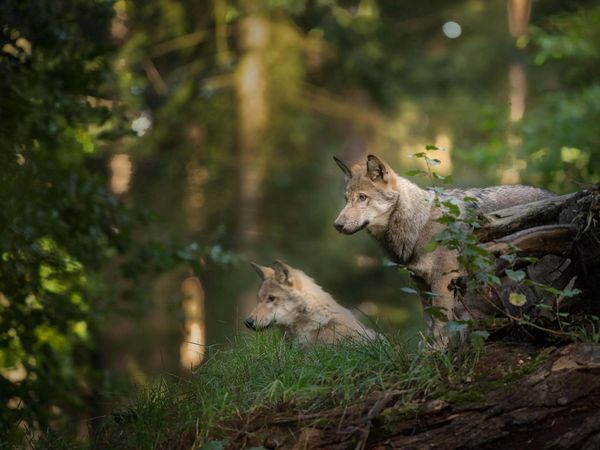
[333,154,553,344]
[245,261,377,345]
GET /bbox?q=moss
[380,402,419,429]
[442,346,553,405]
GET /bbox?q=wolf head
[244,261,309,331]
[333,154,398,234]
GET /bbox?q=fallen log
[375,343,600,450]
[454,186,600,328]
[475,191,584,242]
[483,224,577,256]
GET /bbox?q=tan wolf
[333,154,554,345]
[244,261,377,345]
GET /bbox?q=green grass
[91,331,483,449]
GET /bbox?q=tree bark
[475,191,584,242]
[455,187,600,320]
[375,344,600,450]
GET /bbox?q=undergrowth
[86,331,480,449]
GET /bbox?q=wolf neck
[288,273,352,334]
[367,175,434,265]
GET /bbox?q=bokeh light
[442,21,462,38]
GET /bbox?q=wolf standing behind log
[333,154,554,346]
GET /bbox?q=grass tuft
[95,330,482,449]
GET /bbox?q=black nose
[334,220,344,232]
[244,318,255,330]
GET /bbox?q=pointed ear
[250,262,274,281]
[366,154,389,183]
[273,260,294,286]
[333,156,353,182]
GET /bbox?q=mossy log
[475,191,584,242]
[375,343,600,450]
[455,186,600,320]
[217,344,600,449]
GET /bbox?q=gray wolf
[244,261,377,345]
[333,154,554,345]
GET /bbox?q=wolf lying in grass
[244,261,377,345]
[333,154,554,346]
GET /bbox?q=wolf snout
[244,318,256,330]
[334,219,368,234]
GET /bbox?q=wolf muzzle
[244,318,256,330]
[333,219,369,234]
[244,318,273,331]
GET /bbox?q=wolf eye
[267,295,276,303]
[358,193,367,202]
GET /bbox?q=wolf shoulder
[442,184,555,213]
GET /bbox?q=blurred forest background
[2,0,600,443]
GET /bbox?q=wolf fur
[333,154,554,345]
[245,261,377,345]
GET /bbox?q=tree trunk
[235,4,269,251]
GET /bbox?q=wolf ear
[366,154,389,183]
[333,156,353,182]
[250,262,274,281]
[273,260,294,286]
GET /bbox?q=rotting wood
[456,186,600,321]
[476,191,584,242]
[483,224,577,256]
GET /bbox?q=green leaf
[425,144,441,150]
[471,245,491,257]
[509,292,527,307]
[446,320,469,334]
[505,269,526,282]
[397,266,414,276]
[436,215,457,225]
[199,442,229,450]
[405,169,427,177]
[559,288,581,298]
[471,330,490,340]
[423,291,440,298]
[499,254,516,264]
[410,152,426,158]
[441,201,461,216]
[433,172,446,181]
[518,256,539,264]
[425,157,441,166]
[400,287,418,294]
[425,306,448,321]
[424,241,439,252]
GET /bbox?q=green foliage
[521,5,600,191]
[405,144,597,343]
[96,331,479,448]
[0,0,133,439]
